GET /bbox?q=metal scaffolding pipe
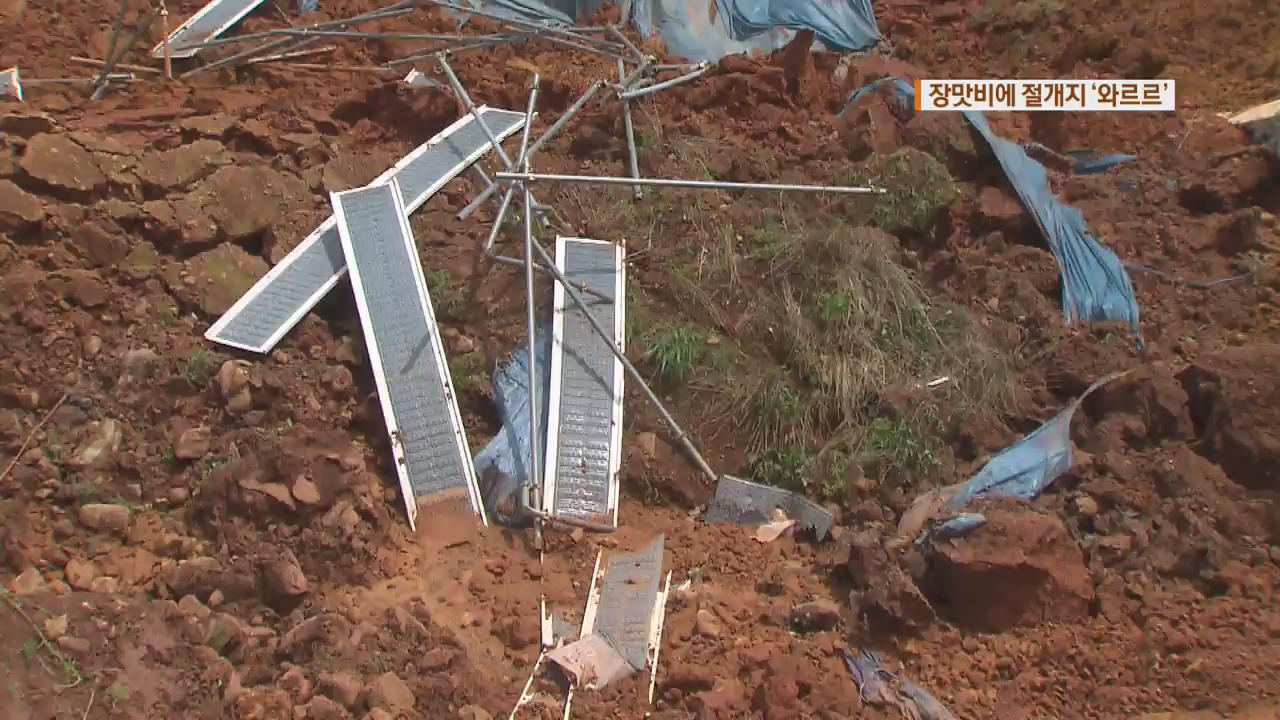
[171,6,414,53]
[384,32,528,67]
[617,63,709,100]
[268,28,507,41]
[618,58,642,200]
[607,23,644,61]
[494,172,885,195]
[524,222,719,483]
[436,55,514,169]
[457,81,605,221]
[520,94,542,530]
[424,0,625,50]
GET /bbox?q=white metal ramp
[542,237,625,527]
[205,107,526,354]
[153,0,268,59]
[331,179,484,530]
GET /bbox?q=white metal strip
[153,0,268,59]
[204,107,525,354]
[331,179,485,528]
[541,237,626,526]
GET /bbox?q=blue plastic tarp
[843,78,1141,333]
[472,0,879,62]
[945,370,1130,511]
[473,327,552,526]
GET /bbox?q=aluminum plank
[588,535,665,671]
[331,180,484,530]
[705,474,834,540]
[205,107,525,354]
[153,0,268,59]
[542,237,625,526]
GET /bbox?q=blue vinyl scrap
[473,0,880,62]
[843,78,1141,334]
[473,327,552,526]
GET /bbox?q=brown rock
[292,477,322,505]
[168,486,191,506]
[164,557,225,599]
[0,112,57,138]
[43,614,68,640]
[56,635,91,655]
[78,503,131,533]
[635,432,658,462]
[18,134,106,195]
[216,360,251,399]
[207,612,246,656]
[71,223,129,267]
[279,666,314,705]
[136,139,227,191]
[754,675,801,720]
[1092,365,1192,442]
[262,549,310,608]
[457,705,492,720]
[1179,346,1280,489]
[790,599,842,632]
[929,509,1092,631]
[495,616,536,650]
[1074,495,1100,517]
[366,672,415,711]
[232,688,293,720]
[175,426,212,460]
[854,564,937,636]
[319,672,364,710]
[178,594,213,619]
[89,576,119,593]
[64,558,99,590]
[47,270,110,307]
[201,165,308,239]
[0,179,44,230]
[67,419,122,469]
[442,327,476,354]
[8,567,46,595]
[183,244,270,317]
[300,696,350,720]
[694,609,722,638]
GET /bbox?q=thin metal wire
[617,63,709,100]
[495,172,885,195]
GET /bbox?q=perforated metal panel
[591,535,664,671]
[543,237,624,526]
[153,0,268,58]
[205,108,526,354]
[332,180,484,529]
[705,475,834,540]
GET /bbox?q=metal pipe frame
[92,7,156,100]
[617,63,709,101]
[384,32,529,67]
[458,80,606,221]
[423,0,625,52]
[437,55,514,168]
[607,24,644,61]
[519,76,543,543]
[181,2,418,77]
[268,28,508,42]
[618,57,642,200]
[170,5,415,53]
[495,172,885,195]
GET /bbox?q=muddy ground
[2,0,1280,718]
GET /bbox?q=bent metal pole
[494,172,885,195]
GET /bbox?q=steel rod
[384,32,528,66]
[268,28,507,41]
[70,56,162,75]
[91,0,130,95]
[516,75,539,168]
[483,185,519,254]
[424,0,624,50]
[522,179,542,524]
[495,172,884,195]
[617,63,708,100]
[458,81,605,221]
[26,74,134,85]
[244,45,336,64]
[170,5,414,52]
[607,24,644,61]
[524,224,719,483]
[489,255,613,303]
[619,58,642,199]
[437,55,514,169]
[92,7,155,100]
